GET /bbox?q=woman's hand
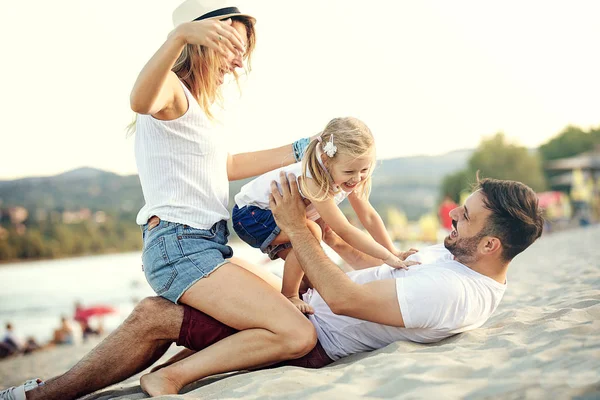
[173,18,245,58]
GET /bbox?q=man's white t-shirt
[304,244,507,361]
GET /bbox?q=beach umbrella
[75,305,116,321]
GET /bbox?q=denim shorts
[232,205,291,260]
[141,219,233,304]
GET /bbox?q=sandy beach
[1,225,599,399]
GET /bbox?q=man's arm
[269,173,417,327]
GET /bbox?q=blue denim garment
[231,205,292,260]
[141,219,232,304]
[232,205,279,250]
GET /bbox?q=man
[2,175,543,400]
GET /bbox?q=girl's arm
[305,180,395,263]
[319,221,385,269]
[130,19,244,117]
[347,191,397,253]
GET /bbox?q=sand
[1,225,600,399]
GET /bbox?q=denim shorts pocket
[233,220,262,248]
[143,221,170,248]
[250,208,275,227]
[181,225,217,240]
[142,236,177,296]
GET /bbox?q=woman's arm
[227,134,318,181]
[129,33,186,117]
[130,20,244,117]
[227,145,295,181]
[347,191,397,253]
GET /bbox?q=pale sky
[1,0,599,180]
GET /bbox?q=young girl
[133,1,322,396]
[233,117,415,313]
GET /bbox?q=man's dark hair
[476,177,544,261]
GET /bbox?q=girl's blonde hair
[300,117,375,202]
[127,16,256,134]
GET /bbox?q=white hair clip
[322,135,337,158]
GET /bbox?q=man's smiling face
[444,190,493,264]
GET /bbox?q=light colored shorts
[141,218,233,304]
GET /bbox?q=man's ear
[481,237,502,256]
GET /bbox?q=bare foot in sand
[140,371,181,397]
[150,349,196,373]
[288,296,314,314]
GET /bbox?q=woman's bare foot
[150,349,197,373]
[287,296,314,314]
[140,371,181,396]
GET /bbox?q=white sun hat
[172,0,255,27]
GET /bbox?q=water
[0,244,282,343]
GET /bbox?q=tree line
[440,125,600,202]
[0,214,141,262]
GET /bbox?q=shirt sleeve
[396,271,465,330]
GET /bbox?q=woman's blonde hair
[127,16,256,134]
[300,117,375,202]
[174,16,256,118]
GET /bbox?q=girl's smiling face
[326,150,374,192]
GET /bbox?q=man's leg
[25,297,183,400]
[153,306,333,373]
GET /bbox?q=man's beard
[444,229,487,264]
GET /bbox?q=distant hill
[0,149,472,221]
[372,149,474,185]
[0,168,143,214]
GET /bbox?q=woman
[131,1,317,395]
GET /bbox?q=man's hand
[269,172,308,235]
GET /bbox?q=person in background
[2,323,24,355]
[51,317,77,346]
[438,194,458,232]
[1,323,41,357]
[73,302,104,340]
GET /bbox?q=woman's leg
[140,262,317,396]
[147,256,283,375]
[228,255,282,291]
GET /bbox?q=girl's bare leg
[270,220,322,314]
[139,263,317,396]
[279,249,314,314]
